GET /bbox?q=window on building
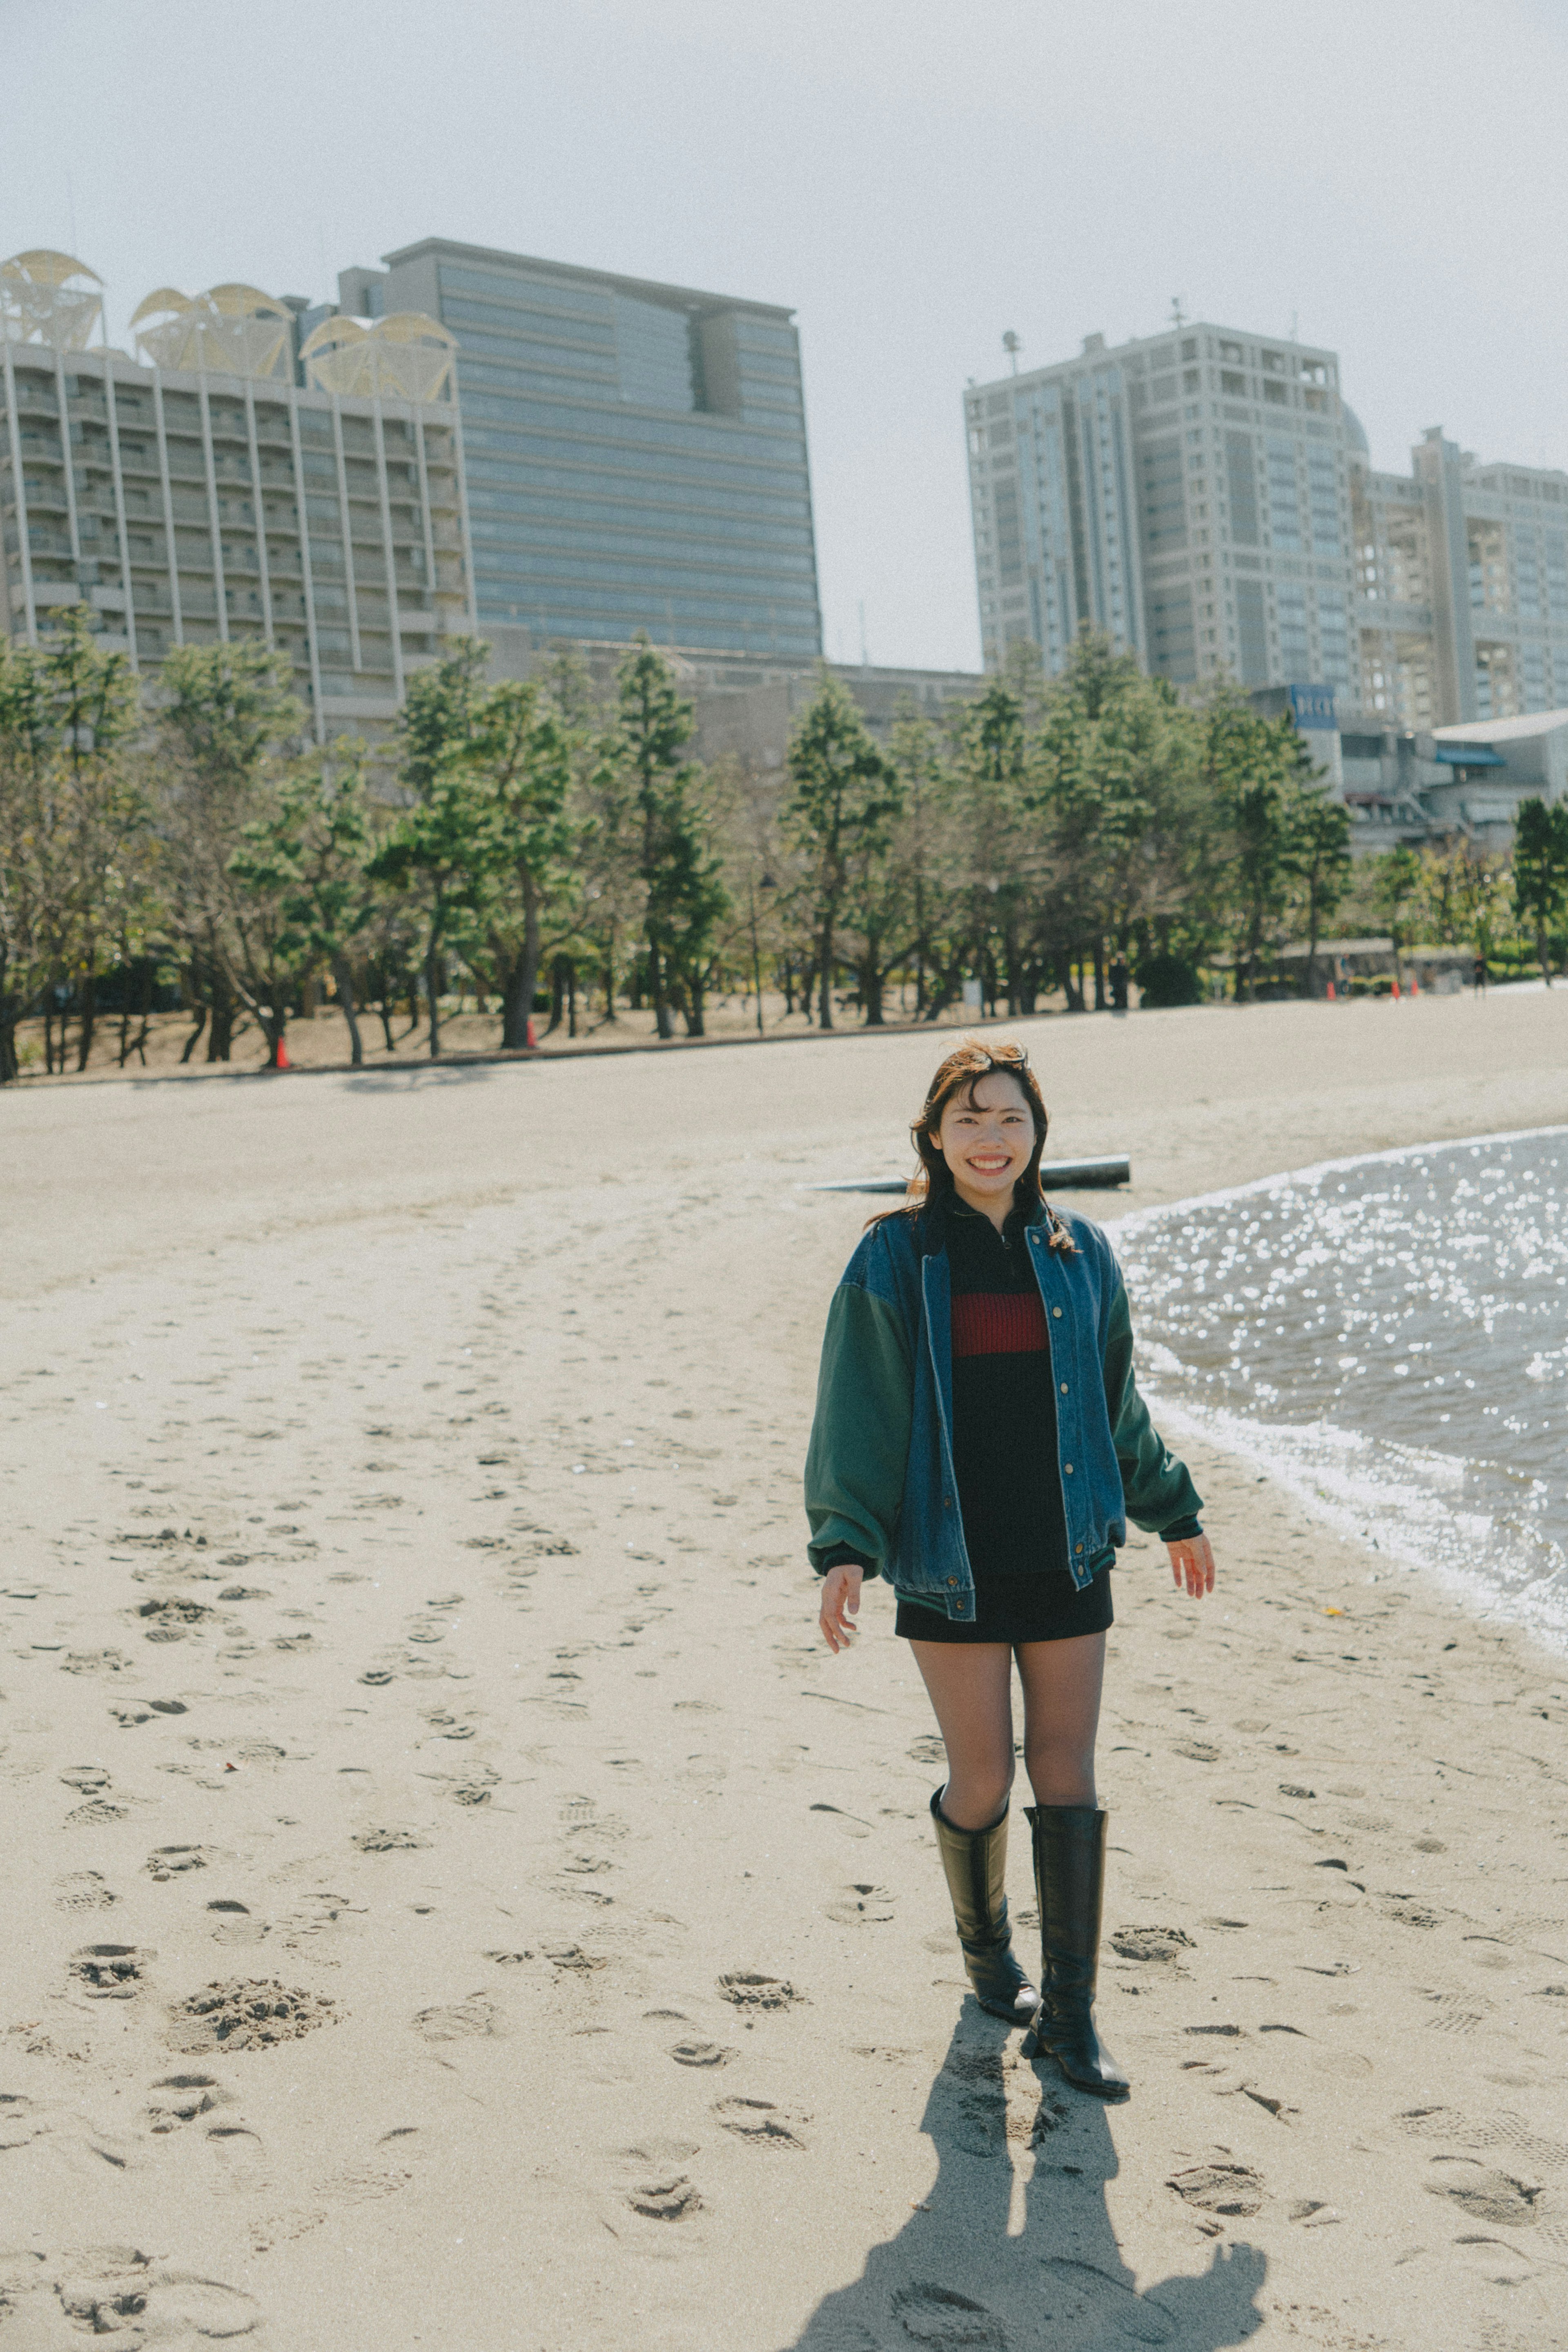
[1224,430,1258,546]
[1277,585,1310,670]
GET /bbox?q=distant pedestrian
[1473,954,1489,995]
[805,1039,1214,2099]
[1107,953,1129,1013]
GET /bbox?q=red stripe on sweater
[951,1290,1047,1358]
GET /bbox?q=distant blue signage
[1287,683,1338,732]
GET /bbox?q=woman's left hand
[1167,1534,1215,1598]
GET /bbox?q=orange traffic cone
[275,1037,291,1069]
[1391,980,1401,1000]
[1326,981,1336,1001]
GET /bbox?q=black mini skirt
[895,1563,1112,1645]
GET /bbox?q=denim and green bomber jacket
[803,1197,1202,1623]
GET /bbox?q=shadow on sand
[783,2005,1265,2352]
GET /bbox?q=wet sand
[3,988,1567,2351]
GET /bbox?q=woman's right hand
[818,1564,863,1653]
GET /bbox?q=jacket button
[942,1495,952,1510]
[946,1577,958,1587]
[1052,1306,1062,1318]
[1060,1382,1069,1394]
[1064,1463,1074,1475]
[1076,1542,1084,1555]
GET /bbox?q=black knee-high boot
[1021,1803,1129,2096]
[929,1788,1038,2027]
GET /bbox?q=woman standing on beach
[804,1040,1215,2098]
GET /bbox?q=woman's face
[934,1070,1036,1211]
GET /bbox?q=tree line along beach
[6,622,1568,1089]
[2,984,1566,2350]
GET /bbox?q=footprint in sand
[712,2095,808,2149]
[717,1971,803,2011]
[889,2282,1008,2348]
[134,1597,215,1643]
[1425,2158,1544,2225]
[618,2138,705,2223]
[0,2246,261,2345]
[169,1980,336,2054]
[627,2175,704,2221]
[65,1797,131,1827]
[542,1944,609,1975]
[145,1846,218,1882]
[146,2074,236,2134]
[825,1883,895,1926]
[669,2040,735,2068]
[1040,2258,1179,2345]
[71,1945,153,2000]
[1167,2162,1267,2218]
[1110,1926,1195,1971]
[352,1826,428,1853]
[412,1995,507,2043]
[54,1872,118,1913]
[444,1770,501,1808]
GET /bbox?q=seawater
[1113,1126,1568,1645]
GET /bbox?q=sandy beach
[3,987,1568,2352]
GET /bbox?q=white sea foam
[1110,1127,1568,1650]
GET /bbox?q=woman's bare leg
[1015,1631,1105,1806]
[907,1641,1016,1829]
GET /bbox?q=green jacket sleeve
[803,1280,913,1578]
[1102,1269,1204,1535]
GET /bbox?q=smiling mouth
[967,1156,1012,1171]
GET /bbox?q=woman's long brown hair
[869,1036,1076,1251]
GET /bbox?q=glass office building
[354,239,822,658]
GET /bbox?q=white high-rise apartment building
[966,320,1568,745]
[965,321,1356,700]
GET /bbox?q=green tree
[1372,844,1424,990]
[956,679,1037,1013]
[157,639,306,1061]
[1031,637,1200,1010]
[469,680,578,1049]
[786,670,901,1030]
[885,709,962,1020]
[1193,687,1303,1001]
[368,664,483,1059]
[227,747,379,1066]
[0,609,146,1080]
[1512,796,1568,985]
[646,763,731,1034]
[613,636,716,1039]
[1286,779,1352,995]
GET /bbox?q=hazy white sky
[7,0,1568,672]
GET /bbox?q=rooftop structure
[130,285,294,381]
[0,250,104,350]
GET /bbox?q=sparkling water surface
[1114,1128,1568,1640]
